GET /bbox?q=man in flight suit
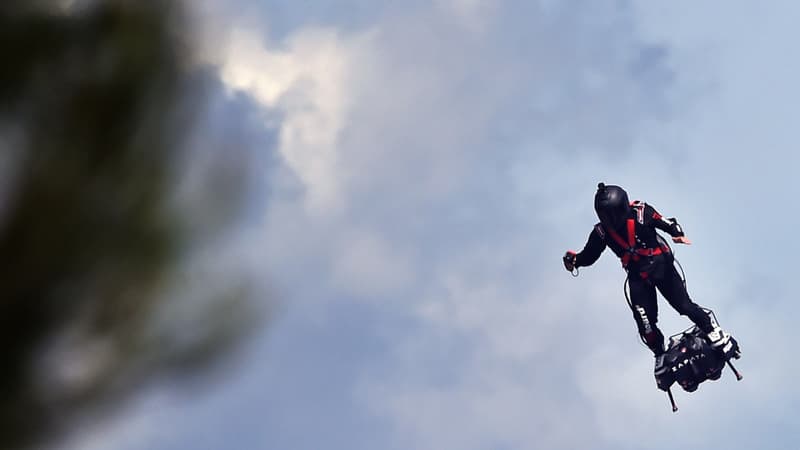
[563,183,733,376]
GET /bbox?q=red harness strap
[606,219,668,268]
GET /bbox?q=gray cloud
[204,2,688,449]
[61,1,800,450]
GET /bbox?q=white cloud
[216,27,359,214]
[331,229,417,298]
[204,2,692,449]
[80,1,800,450]
[434,0,497,31]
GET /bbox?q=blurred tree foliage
[0,1,254,448]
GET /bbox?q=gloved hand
[563,251,577,272]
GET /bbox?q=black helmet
[594,182,630,229]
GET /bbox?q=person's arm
[564,226,607,272]
[576,226,607,266]
[648,203,691,244]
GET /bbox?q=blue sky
[57,1,800,449]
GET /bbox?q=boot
[706,326,730,349]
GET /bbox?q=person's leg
[655,264,713,333]
[655,263,734,353]
[627,275,664,355]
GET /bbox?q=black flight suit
[574,201,713,355]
